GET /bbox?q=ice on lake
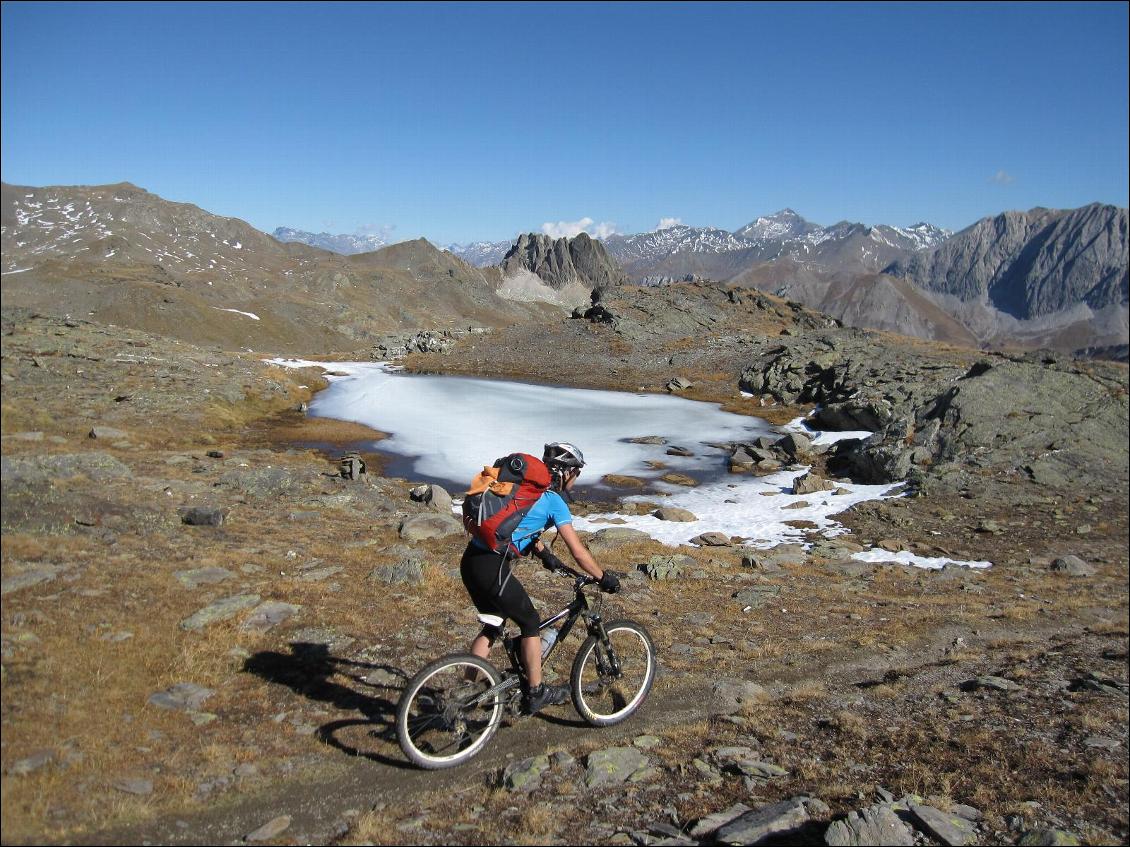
[269,359,991,570]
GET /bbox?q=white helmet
[543,441,585,470]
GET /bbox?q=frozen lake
[270,359,991,570]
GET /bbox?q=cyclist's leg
[460,546,538,658]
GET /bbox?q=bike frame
[476,568,619,708]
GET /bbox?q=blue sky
[2,1,1127,244]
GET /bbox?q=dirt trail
[82,616,1097,847]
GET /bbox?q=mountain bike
[395,563,656,769]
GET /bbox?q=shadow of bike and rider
[243,640,595,768]
[242,641,414,768]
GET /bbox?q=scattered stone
[179,506,226,527]
[782,500,810,510]
[88,426,129,440]
[502,755,550,791]
[370,558,424,586]
[5,750,55,776]
[660,472,698,486]
[715,797,810,845]
[628,436,667,444]
[909,803,978,846]
[602,474,648,488]
[732,584,781,608]
[1049,555,1095,576]
[1082,735,1121,750]
[409,484,453,511]
[960,675,1022,692]
[633,735,663,750]
[242,601,301,632]
[654,506,697,522]
[297,566,342,582]
[709,678,769,716]
[2,567,61,596]
[397,513,462,540]
[825,803,915,846]
[642,555,692,580]
[179,594,260,631]
[666,377,693,392]
[1018,829,1083,846]
[173,567,235,589]
[588,527,652,549]
[112,777,154,796]
[247,815,292,842]
[148,682,214,712]
[666,446,695,457]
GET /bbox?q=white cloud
[541,217,619,239]
[990,170,1015,185]
[656,217,683,230]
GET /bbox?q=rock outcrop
[499,232,628,291]
[737,329,1130,495]
[885,203,1128,320]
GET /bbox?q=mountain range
[2,181,1126,359]
[272,226,390,255]
[0,181,557,354]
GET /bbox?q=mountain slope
[0,182,556,352]
[885,203,1129,319]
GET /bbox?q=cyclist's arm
[556,523,604,581]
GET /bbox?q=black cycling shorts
[460,543,540,638]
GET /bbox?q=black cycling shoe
[523,683,569,715]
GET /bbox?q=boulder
[180,594,261,631]
[691,532,730,547]
[792,472,836,495]
[503,755,551,792]
[179,506,226,527]
[584,747,651,788]
[409,484,453,512]
[825,804,915,846]
[715,797,810,845]
[775,432,812,459]
[654,506,697,522]
[909,803,978,846]
[709,678,769,715]
[148,682,214,711]
[1050,555,1095,576]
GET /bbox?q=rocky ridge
[500,231,629,290]
[885,204,1128,321]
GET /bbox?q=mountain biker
[460,441,621,715]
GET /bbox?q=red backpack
[462,453,553,555]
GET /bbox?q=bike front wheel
[396,653,504,769]
[570,620,656,727]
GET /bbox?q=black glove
[535,546,566,571]
[598,571,621,593]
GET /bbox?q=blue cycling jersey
[509,490,573,553]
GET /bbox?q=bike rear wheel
[396,653,504,769]
[570,620,656,727]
